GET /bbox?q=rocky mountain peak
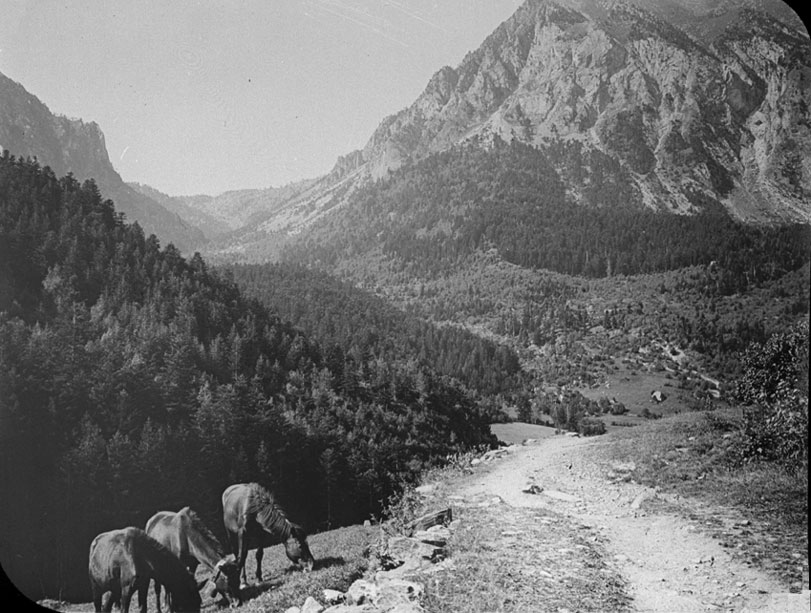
[339,0,810,224]
[202,0,808,259]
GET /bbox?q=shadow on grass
[312,556,346,571]
[276,556,347,576]
[238,577,284,601]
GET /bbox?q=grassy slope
[334,250,808,393]
[47,525,379,613]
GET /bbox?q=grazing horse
[222,483,314,587]
[146,507,241,610]
[88,527,201,613]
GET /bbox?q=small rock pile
[285,445,520,613]
[284,510,455,613]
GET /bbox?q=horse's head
[172,579,202,613]
[213,558,242,606]
[284,525,314,572]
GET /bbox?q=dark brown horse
[146,507,241,610]
[222,483,314,587]
[88,527,201,613]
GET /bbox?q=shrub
[610,401,628,415]
[734,320,809,468]
[578,417,607,436]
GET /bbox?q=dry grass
[385,455,632,613]
[420,497,630,613]
[223,524,378,612]
[490,422,558,445]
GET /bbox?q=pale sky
[0,0,523,196]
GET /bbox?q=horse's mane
[180,507,227,558]
[244,483,296,540]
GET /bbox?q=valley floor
[441,434,809,612]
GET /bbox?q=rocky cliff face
[198,0,809,263]
[347,0,810,224]
[0,72,205,252]
[239,0,807,246]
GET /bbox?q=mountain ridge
[0,72,205,252]
[200,0,809,262]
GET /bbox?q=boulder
[385,536,444,567]
[345,579,378,606]
[302,597,325,613]
[481,449,507,462]
[344,577,423,610]
[323,589,345,604]
[374,579,424,610]
[407,508,452,533]
[413,526,450,546]
[375,556,431,580]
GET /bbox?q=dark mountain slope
[0,154,495,601]
[283,140,810,280]
[228,262,523,396]
[0,71,205,252]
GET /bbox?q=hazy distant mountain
[128,182,232,240]
[132,180,318,233]
[0,72,205,252]
[204,0,809,262]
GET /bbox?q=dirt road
[452,434,809,612]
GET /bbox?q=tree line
[283,139,810,286]
[227,262,523,397]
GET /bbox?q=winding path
[452,435,808,612]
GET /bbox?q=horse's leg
[255,547,263,583]
[136,579,148,613]
[91,583,103,613]
[153,580,163,613]
[237,532,249,588]
[105,580,120,613]
[102,591,115,613]
[120,580,134,613]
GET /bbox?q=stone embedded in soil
[323,589,345,603]
[302,596,326,613]
[385,536,445,567]
[543,489,581,502]
[413,527,450,546]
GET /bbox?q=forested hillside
[228,263,522,397]
[0,154,496,601]
[284,139,810,285]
